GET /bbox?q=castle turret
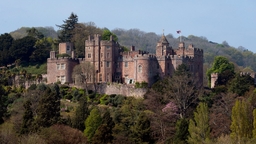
[156,34,172,56]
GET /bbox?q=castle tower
[156,34,172,56]
[59,42,73,56]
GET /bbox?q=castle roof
[158,34,169,44]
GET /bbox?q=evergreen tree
[72,96,89,131]
[84,107,102,142]
[230,100,252,143]
[57,12,78,42]
[253,109,256,138]
[20,100,34,134]
[35,87,60,128]
[0,85,7,124]
[130,112,151,143]
[174,118,189,144]
[188,102,210,144]
[92,111,115,144]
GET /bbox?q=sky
[1,0,256,52]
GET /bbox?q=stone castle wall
[96,83,147,98]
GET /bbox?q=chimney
[130,46,135,51]
[71,51,75,59]
[179,42,185,48]
[50,51,56,59]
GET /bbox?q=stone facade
[47,34,204,86]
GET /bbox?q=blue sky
[1,0,256,52]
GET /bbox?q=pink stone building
[47,34,203,86]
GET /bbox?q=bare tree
[169,64,202,118]
[72,62,96,95]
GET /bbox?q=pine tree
[174,118,189,144]
[92,111,115,144]
[84,107,102,142]
[0,85,7,124]
[57,12,78,42]
[20,100,34,134]
[72,96,89,131]
[253,109,256,138]
[130,112,151,143]
[230,100,252,143]
[35,87,60,128]
[188,102,210,144]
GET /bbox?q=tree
[29,37,53,63]
[92,111,115,144]
[0,85,7,124]
[206,56,235,87]
[57,12,78,42]
[72,96,89,131]
[170,64,201,118]
[253,109,256,138]
[130,112,151,143]
[102,29,118,41]
[188,102,210,144]
[35,87,60,128]
[84,107,102,142]
[26,27,44,39]
[10,36,37,63]
[72,61,95,95]
[228,73,254,96]
[230,100,252,143]
[20,100,34,134]
[173,118,189,144]
[0,33,13,66]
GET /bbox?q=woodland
[0,13,256,144]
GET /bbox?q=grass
[21,63,47,74]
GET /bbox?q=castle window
[99,74,102,82]
[117,62,120,68]
[106,46,110,49]
[101,53,103,58]
[61,63,65,70]
[167,63,170,69]
[107,73,109,82]
[57,64,60,70]
[125,62,128,67]
[138,65,142,73]
[107,62,110,67]
[56,76,60,82]
[67,46,70,51]
[61,76,65,84]
[88,53,91,58]
[101,62,103,67]
[107,53,110,58]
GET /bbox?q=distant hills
[9,26,256,72]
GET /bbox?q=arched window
[138,65,142,73]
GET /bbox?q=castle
[47,34,203,86]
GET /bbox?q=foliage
[206,56,235,86]
[39,124,87,144]
[72,96,89,131]
[57,12,78,42]
[188,102,210,144]
[230,100,252,143]
[84,107,102,142]
[35,87,60,128]
[229,73,254,96]
[173,118,189,144]
[20,100,34,134]
[102,29,118,41]
[0,85,7,124]
[92,111,115,144]
[26,27,44,39]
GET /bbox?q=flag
[176,30,181,34]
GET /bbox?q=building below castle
[47,34,203,86]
